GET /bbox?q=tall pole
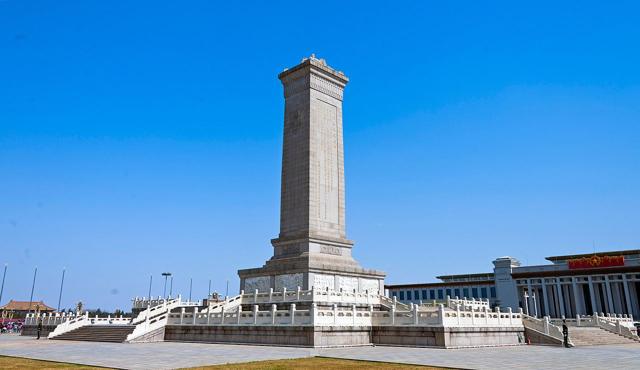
[169,276,173,297]
[57,268,66,312]
[208,279,211,297]
[163,276,168,298]
[28,267,37,312]
[189,278,193,302]
[148,274,153,299]
[226,280,229,298]
[0,263,7,306]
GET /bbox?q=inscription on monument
[315,99,339,225]
[320,245,343,255]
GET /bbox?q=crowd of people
[0,320,23,333]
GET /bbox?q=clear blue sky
[1,1,639,311]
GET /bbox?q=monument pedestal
[238,236,385,294]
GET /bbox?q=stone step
[567,327,638,346]
[52,325,136,343]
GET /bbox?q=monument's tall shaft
[278,56,347,242]
[238,56,385,294]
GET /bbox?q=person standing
[562,319,569,348]
[36,318,43,340]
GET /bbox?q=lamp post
[169,276,173,298]
[28,267,37,313]
[162,272,172,299]
[523,290,530,316]
[0,263,7,306]
[57,268,66,312]
[147,275,153,301]
[189,278,193,302]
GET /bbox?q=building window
[454,288,460,298]
[472,288,478,297]
[430,290,436,300]
[481,287,488,298]
[438,289,444,299]
[415,290,420,301]
[399,291,405,300]
[463,288,469,298]
[490,287,496,298]
[446,289,452,298]
[391,291,397,297]
[407,291,412,300]
[422,290,428,300]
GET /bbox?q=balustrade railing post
[456,304,461,325]
[413,303,419,325]
[193,307,198,325]
[282,287,287,302]
[507,307,513,325]
[311,302,317,326]
[352,304,357,326]
[447,295,451,308]
[253,305,258,325]
[333,304,338,325]
[220,307,225,325]
[297,286,301,301]
[271,304,277,325]
[291,303,296,325]
[180,307,185,325]
[237,306,242,325]
[391,304,396,325]
[496,307,501,325]
[544,316,550,335]
[269,288,273,302]
[438,304,445,326]
[576,314,581,327]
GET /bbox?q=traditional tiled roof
[0,300,55,311]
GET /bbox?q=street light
[162,272,172,299]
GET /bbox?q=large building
[386,249,640,319]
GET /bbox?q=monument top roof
[278,54,349,83]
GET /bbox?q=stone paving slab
[1,335,639,370]
[317,344,640,370]
[0,335,314,369]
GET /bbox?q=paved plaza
[1,335,639,369]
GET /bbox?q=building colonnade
[516,273,640,319]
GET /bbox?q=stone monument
[238,55,385,293]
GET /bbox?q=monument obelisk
[238,55,385,293]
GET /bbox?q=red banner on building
[567,255,625,270]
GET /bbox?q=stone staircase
[569,326,639,346]
[53,325,136,343]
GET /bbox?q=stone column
[541,282,550,317]
[588,276,597,314]
[555,281,565,318]
[604,275,615,314]
[571,277,583,315]
[622,275,633,315]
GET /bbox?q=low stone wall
[373,326,524,348]
[165,325,371,347]
[165,325,524,348]
[21,325,57,337]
